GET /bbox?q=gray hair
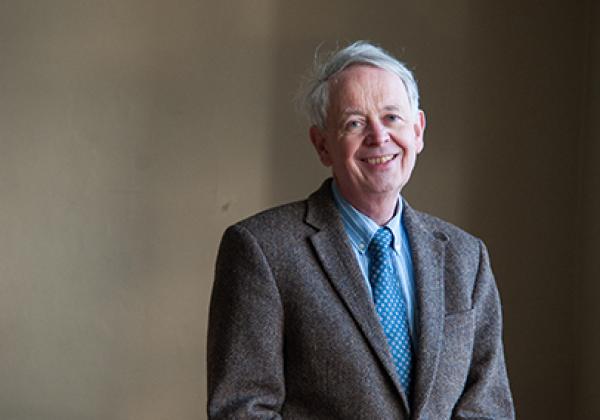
[299,41,420,129]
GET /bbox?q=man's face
[310,65,425,207]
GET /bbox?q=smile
[362,154,398,165]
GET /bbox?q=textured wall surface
[0,1,597,419]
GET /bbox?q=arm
[453,241,515,420]
[207,225,285,419]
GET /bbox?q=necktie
[368,227,413,395]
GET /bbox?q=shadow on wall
[463,3,586,420]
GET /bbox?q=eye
[345,119,365,131]
[385,114,403,123]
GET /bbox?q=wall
[0,1,596,419]
[574,1,600,418]
[0,2,278,418]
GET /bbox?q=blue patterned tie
[368,227,413,395]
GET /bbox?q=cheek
[331,141,359,164]
[395,132,420,152]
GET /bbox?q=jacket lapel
[402,203,447,417]
[304,181,412,410]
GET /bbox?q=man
[207,41,514,419]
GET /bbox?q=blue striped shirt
[331,181,417,340]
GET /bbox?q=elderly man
[207,41,514,419]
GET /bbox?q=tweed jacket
[207,179,514,419]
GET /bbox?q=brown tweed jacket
[207,179,514,419]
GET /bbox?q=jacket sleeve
[207,224,285,419]
[452,240,515,420]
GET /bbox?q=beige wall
[0,1,597,419]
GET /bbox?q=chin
[366,183,401,196]
[368,177,404,192]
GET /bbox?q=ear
[309,125,333,166]
[413,110,426,154]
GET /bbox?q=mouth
[361,154,399,165]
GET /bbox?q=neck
[337,186,399,226]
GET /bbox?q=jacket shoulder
[230,199,312,241]
[409,208,485,264]
[413,210,480,242]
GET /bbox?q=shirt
[331,181,417,340]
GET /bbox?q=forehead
[328,65,410,112]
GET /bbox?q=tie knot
[368,227,392,255]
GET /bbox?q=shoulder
[406,206,481,243]
[225,179,336,244]
[406,205,486,264]
[238,199,306,229]
[231,199,312,241]
[218,198,320,262]
[412,209,479,242]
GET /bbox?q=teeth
[366,154,394,165]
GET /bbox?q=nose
[365,119,389,146]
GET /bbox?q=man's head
[300,41,425,217]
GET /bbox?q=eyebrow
[340,105,402,117]
[340,108,364,117]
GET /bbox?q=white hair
[299,41,420,129]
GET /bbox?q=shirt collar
[331,180,403,254]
